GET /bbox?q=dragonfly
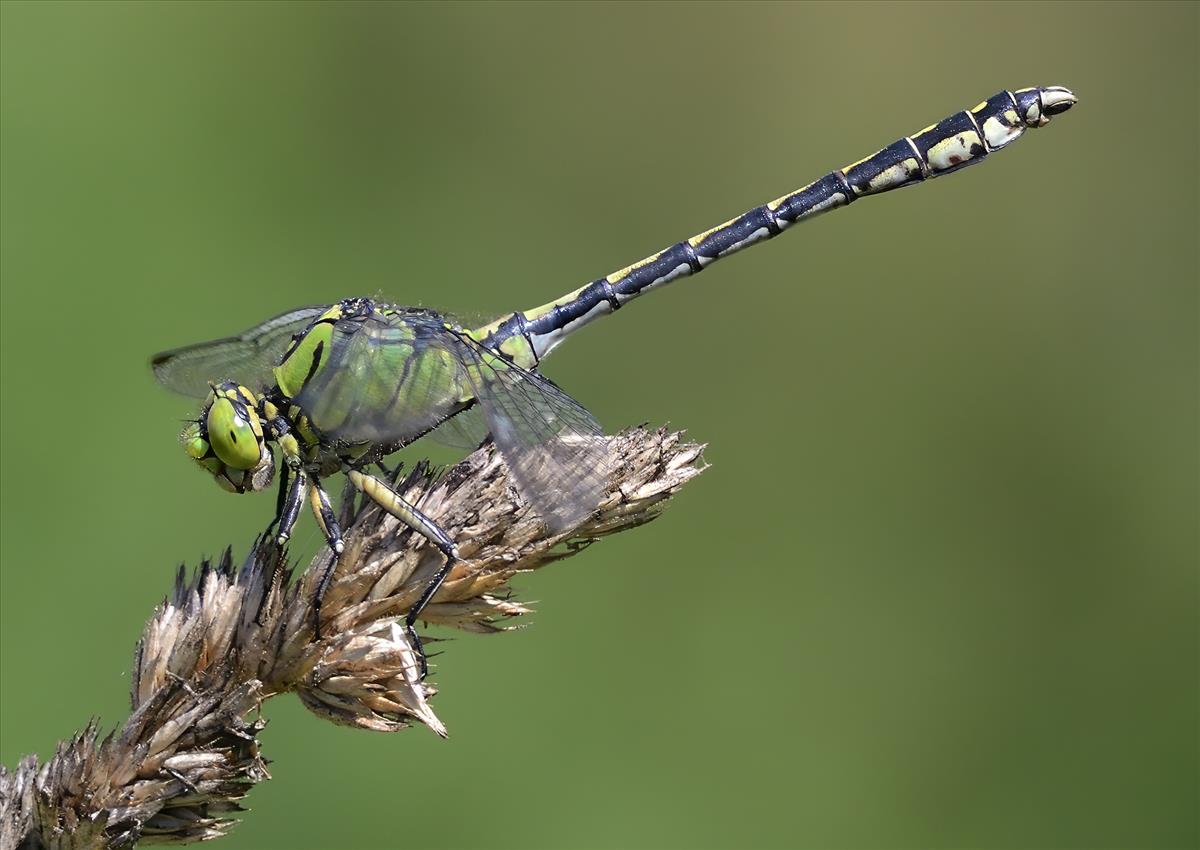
[153,85,1076,675]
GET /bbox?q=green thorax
[272,298,473,445]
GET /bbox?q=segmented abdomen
[477,86,1073,365]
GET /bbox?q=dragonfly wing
[426,405,489,450]
[451,331,612,532]
[278,307,611,530]
[151,306,327,398]
[292,311,469,446]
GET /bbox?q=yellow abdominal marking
[607,251,661,284]
[688,216,740,247]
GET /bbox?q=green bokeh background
[2,2,1196,848]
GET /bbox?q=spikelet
[0,426,705,849]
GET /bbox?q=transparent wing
[289,308,611,530]
[448,330,612,532]
[292,311,469,446]
[151,306,327,398]
[426,405,489,450]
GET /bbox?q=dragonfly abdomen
[477,86,1075,365]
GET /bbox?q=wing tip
[149,352,170,381]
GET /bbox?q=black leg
[265,461,291,539]
[405,541,458,680]
[309,476,346,639]
[344,468,460,680]
[308,476,344,554]
[275,466,307,546]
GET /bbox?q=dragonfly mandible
[153,85,1076,676]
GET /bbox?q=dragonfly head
[180,381,276,494]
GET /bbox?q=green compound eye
[206,396,263,470]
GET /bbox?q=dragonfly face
[181,381,275,494]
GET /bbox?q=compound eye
[206,396,263,470]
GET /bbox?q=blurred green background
[2,2,1196,848]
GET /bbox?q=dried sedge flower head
[0,426,705,849]
[299,619,444,736]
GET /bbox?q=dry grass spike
[0,426,705,849]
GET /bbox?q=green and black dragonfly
[153,85,1076,673]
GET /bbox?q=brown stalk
[0,426,705,850]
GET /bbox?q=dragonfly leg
[274,465,308,547]
[308,477,345,554]
[346,468,459,678]
[308,475,346,637]
[265,460,291,540]
[260,401,308,482]
[262,400,321,549]
[403,556,458,679]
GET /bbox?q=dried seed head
[1,427,705,848]
[298,621,446,737]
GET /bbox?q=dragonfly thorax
[180,381,275,494]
